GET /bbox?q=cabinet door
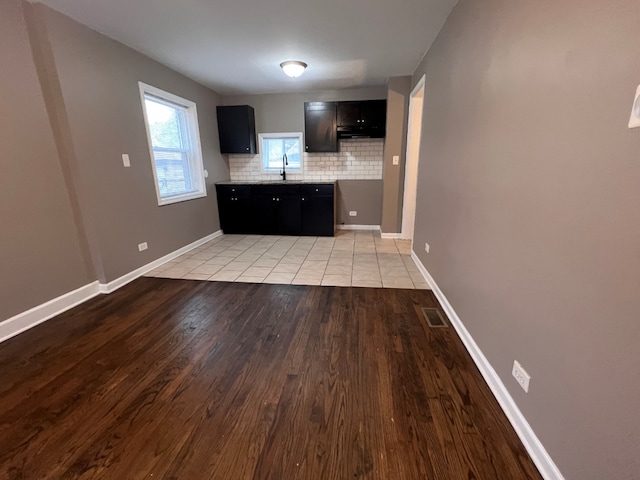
[337,102,360,128]
[251,194,277,234]
[359,100,387,130]
[216,186,252,234]
[216,105,257,154]
[276,195,302,235]
[221,197,252,233]
[304,102,337,152]
[302,196,334,236]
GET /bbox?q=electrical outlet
[138,242,148,252]
[392,155,400,165]
[122,154,131,167]
[512,360,531,393]
[424,242,430,253]
[349,211,357,217]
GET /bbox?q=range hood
[337,126,385,139]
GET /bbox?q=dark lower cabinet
[251,187,303,235]
[251,194,277,235]
[216,185,252,233]
[301,195,334,236]
[216,183,334,236]
[277,195,303,234]
[301,184,334,236]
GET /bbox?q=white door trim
[401,75,426,243]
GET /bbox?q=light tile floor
[146,230,430,289]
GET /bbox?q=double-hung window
[259,132,303,174]
[139,82,207,205]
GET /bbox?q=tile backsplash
[228,139,383,182]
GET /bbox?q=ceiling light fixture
[280,61,307,78]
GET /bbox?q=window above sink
[259,132,303,174]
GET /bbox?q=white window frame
[138,82,207,206]
[259,132,304,174]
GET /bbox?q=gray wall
[29,4,229,283]
[225,88,387,227]
[412,1,640,478]
[0,0,92,321]
[381,76,411,233]
[336,180,382,226]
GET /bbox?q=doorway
[401,75,425,242]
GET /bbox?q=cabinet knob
[315,188,319,192]
[305,145,308,150]
[246,147,249,151]
[272,197,276,201]
[277,198,280,202]
[357,119,360,123]
[302,197,305,201]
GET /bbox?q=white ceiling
[34,0,457,95]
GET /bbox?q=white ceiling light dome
[280,61,307,78]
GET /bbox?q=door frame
[401,75,426,242]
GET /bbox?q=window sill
[157,191,207,206]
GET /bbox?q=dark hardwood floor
[0,278,542,479]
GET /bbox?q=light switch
[629,85,640,129]
[122,154,131,167]
[392,155,399,165]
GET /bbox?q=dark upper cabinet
[336,102,360,128]
[337,100,387,137]
[216,105,257,154]
[304,102,337,152]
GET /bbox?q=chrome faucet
[280,154,288,181]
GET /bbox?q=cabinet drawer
[301,184,334,196]
[217,184,251,198]
[251,184,301,196]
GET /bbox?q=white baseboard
[337,224,381,231]
[0,231,224,345]
[380,232,403,239]
[0,281,101,345]
[99,230,223,293]
[410,251,564,480]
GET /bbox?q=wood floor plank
[0,278,542,480]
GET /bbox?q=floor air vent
[421,307,448,328]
